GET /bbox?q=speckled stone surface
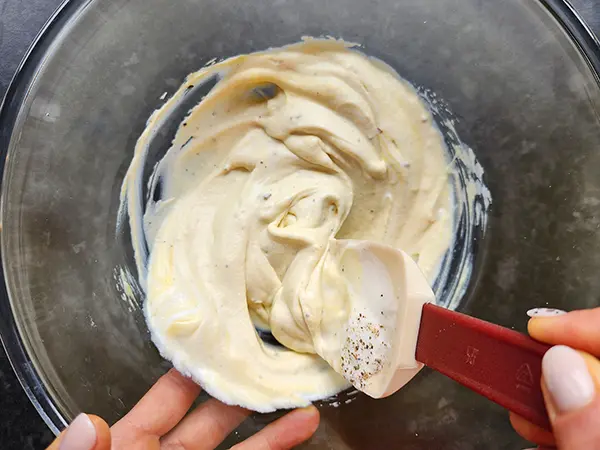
[0,0,598,448]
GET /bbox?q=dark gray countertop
[0,0,598,448]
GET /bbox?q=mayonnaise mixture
[121,39,456,412]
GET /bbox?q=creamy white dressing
[120,39,466,412]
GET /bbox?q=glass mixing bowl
[1,0,599,448]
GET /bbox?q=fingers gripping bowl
[1,0,600,448]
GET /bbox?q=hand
[47,369,320,450]
[510,307,600,449]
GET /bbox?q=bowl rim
[0,0,93,435]
[0,0,598,437]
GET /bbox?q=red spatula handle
[416,303,552,430]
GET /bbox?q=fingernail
[527,307,566,318]
[542,345,595,414]
[59,413,97,450]
[299,405,315,411]
[297,405,318,415]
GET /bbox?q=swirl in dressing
[121,40,454,412]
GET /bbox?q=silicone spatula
[330,239,551,430]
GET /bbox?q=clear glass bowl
[1,0,599,448]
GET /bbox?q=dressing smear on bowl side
[118,38,490,412]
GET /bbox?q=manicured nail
[527,307,566,318]
[59,413,97,450]
[298,405,317,414]
[542,346,595,414]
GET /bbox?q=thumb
[541,345,600,450]
[47,413,111,450]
